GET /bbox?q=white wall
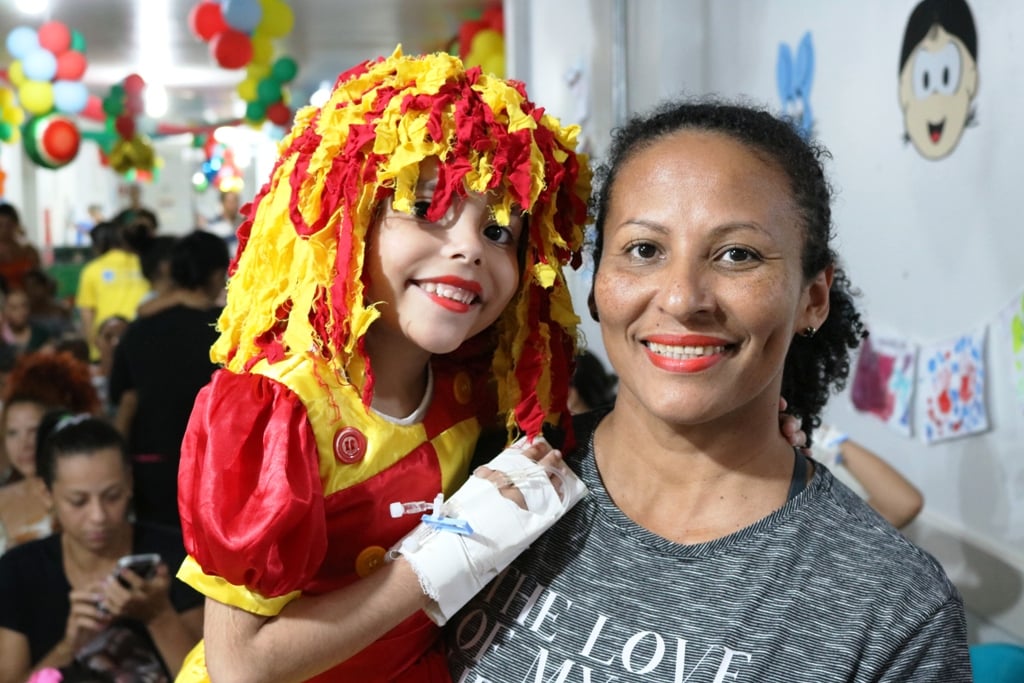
[518,0,1024,645]
[703,0,1024,644]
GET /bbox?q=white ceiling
[0,0,492,122]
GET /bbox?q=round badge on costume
[333,426,367,464]
[453,371,473,405]
[354,545,387,577]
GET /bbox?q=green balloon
[271,56,298,83]
[70,30,87,52]
[256,78,281,106]
[0,121,11,141]
[103,96,124,117]
[245,101,266,121]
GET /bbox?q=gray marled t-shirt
[446,414,971,682]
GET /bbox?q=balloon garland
[3,21,89,168]
[187,0,299,127]
[80,74,157,176]
[0,85,25,144]
[457,4,505,77]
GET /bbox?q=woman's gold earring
[802,326,816,338]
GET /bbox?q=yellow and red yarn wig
[213,47,591,440]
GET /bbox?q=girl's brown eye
[412,200,431,219]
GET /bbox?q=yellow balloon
[7,127,20,144]
[19,80,54,116]
[251,34,274,66]
[481,53,506,78]
[259,0,295,39]
[470,29,504,58]
[0,88,13,108]
[5,105,25,126]
[8,61,26,87]
[237,77,258,102]
[247,62,271,81]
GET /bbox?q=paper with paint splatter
[916,329,989,443]
[997,291,1024,416]
[850,332,916,436]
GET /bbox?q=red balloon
[123,73,146,95]
[41,118,81,163]
[189,2,228,42]
[38,21,72,55]
[114,114,136,139]
[55,51,87,80]
[125,92,145,116]
[81,94,104,121]
[210,30,253,70]
[266,102,292,126]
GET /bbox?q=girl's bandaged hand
[391,436,588,624]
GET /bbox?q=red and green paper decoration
[188,0,299,127]
[3,21,89,168]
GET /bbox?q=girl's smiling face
[363,160,523,362]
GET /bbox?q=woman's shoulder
[806,472,959,600]
[0,532,60,571]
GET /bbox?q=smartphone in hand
[115,553,161,586]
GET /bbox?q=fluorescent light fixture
[145,84,168,118]
[15,0,49,15]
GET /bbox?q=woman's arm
[101,563,203,678]
[838,438,923,529]
[203,556,429,683]
[0,627,32,683]
[112,389,138,440]
[27,589,108,677]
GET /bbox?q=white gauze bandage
[390,437,588,624]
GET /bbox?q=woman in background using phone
[0,413,203,683]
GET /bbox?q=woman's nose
[657,259,715,316]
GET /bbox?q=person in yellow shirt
[75,221,149,360]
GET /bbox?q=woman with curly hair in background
[0,351,100,554]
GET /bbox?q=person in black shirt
[108,231,229,528]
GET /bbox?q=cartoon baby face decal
[899,0,978,160]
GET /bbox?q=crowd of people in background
[0,190,238,682]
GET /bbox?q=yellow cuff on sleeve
[177,555,302,617]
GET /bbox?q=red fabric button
[333,427,367,463]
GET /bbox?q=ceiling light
[145,85,168,118]
[15,0,49,15]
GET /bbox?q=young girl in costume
[175,48,590,683]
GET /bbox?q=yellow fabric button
[355,545,387,577]
[453,371,472,405]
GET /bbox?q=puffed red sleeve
[178,369,326,606]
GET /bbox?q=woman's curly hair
[2,350,100,415]
[588,97,866,436]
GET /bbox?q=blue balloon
[22,48,58,82]
[53,80,88,114]
[5,26,38,60]
[222,0,263,34]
